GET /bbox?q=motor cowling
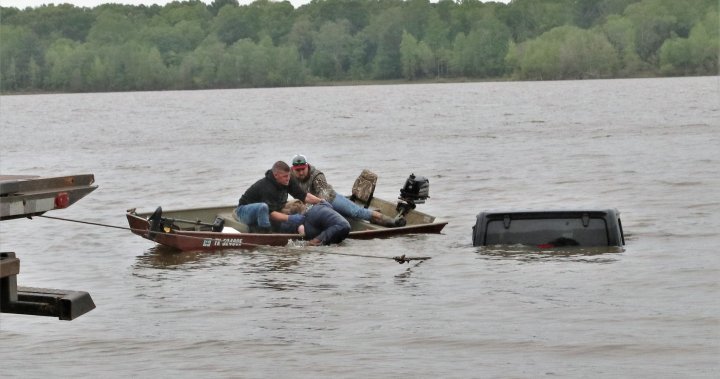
[212,217,225,232]
[400,173,429,204]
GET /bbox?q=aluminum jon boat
[126,173,447,251]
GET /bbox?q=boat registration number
[203,238,243,247]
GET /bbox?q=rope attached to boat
[36,215,431,264]
[40,214,134,231]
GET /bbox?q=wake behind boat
[126,173,447,251]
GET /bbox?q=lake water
[1,77,718,378]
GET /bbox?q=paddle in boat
[126,172,447,251]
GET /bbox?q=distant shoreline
[3,73,704,96]
[0,77,504,96]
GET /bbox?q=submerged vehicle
[127,173,447,251]
[472,209,625,248]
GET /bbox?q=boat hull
[126,212,300,251]
[126,197,447,251]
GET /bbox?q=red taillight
[55,192,70,209]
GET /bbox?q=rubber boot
[371,212,404,227]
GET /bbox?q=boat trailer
[0,174,97,320]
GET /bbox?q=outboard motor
[148,206,163,240]
[400,173,429,204]
[212,217,225,232]
[397,173,430,216]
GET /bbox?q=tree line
[1,0,717,93]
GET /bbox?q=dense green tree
[44,38,90,91]
[3,4,95,42]
[659,11,719,75]
[620,0,713,64]
[269,44,306,86]
[123,43,170,90]
[697,10,720,72]
[252,0,295,44]
[402,0,431,40]
[498,0,574,42]
[177,35,225,88]
[0,0,716,93]
[507,25,618,80]
[601,14,647,75]
[310,20,354,79]
[423,10,451,78]
[288,16,315,62]
[91,3,155,25]
[247,36,274,86]
[622,1,673,64]
[142,19,205,66]
[158,0,212,28]
[86,10,138,45]
[399,30,433,79]
[346,31,374,79]
[216,36,302,87]
[399,30,419,80]
[448,0,491,37]
[215,45,239,87]
[368,7,404,79]
[28,56,43,88]
[211,3,260,45]
[208,0,239,16]
[86,55,112,91]
[0,6,20,19]
[424,8,449,51]
[304,0,371,34]
[573,0,641,28]
[0,25,43,90]
[451,17,511,77]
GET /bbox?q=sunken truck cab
[472,209,625,248]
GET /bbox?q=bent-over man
[235,161,322,233]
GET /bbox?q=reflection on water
[134,245,306,271]
[133,245,313,293]
[476,245,624,263]
[393,259,428,283]
[134,245,224,268]
[253,248,304,267]
[133,238,433,294]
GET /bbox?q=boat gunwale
[125,198,447,250]
[126,208,447,236]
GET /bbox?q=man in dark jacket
[235,161,322,232]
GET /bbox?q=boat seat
[350,169,377,208]
[217,212,250,233]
